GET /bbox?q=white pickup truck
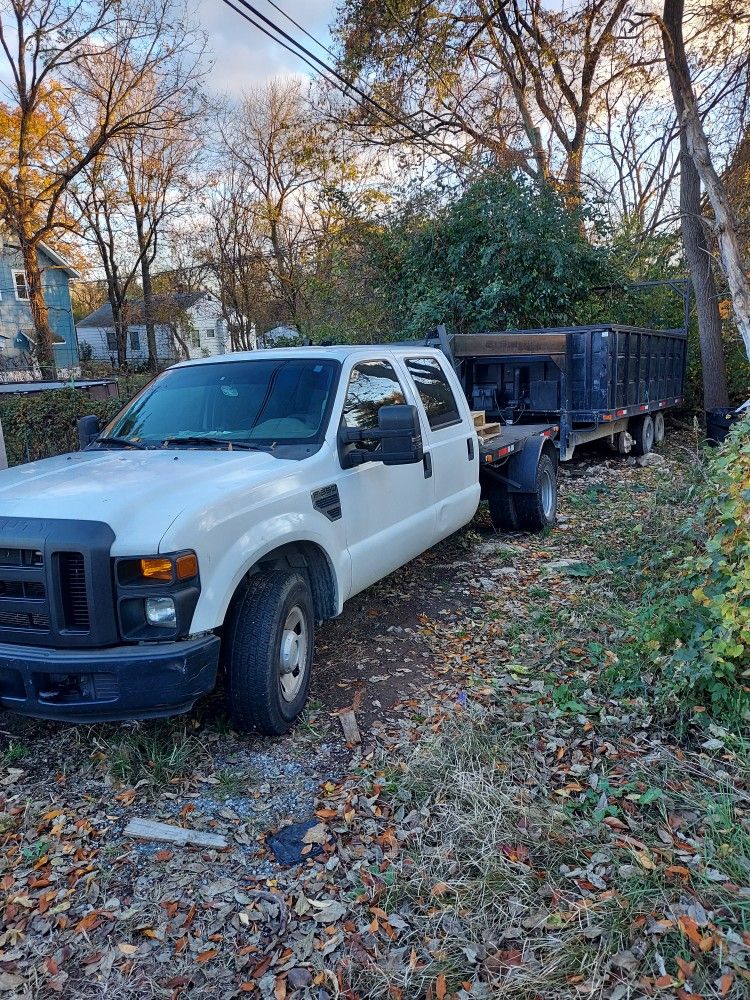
[0,345,558,733]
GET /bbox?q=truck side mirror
[77,415,101,450]
[339,404,423,467]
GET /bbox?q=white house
[77,291,238,364]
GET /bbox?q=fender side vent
[311,484,342,522]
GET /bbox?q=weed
[95,721,207,789]
[1,741,27,764]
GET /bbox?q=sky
[196,0,337,95]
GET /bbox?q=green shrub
[637,415,750,724]
[0,377,150,467]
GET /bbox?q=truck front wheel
[225,570,313,736]
[515,452,558,532]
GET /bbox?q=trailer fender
[506,438,558,494]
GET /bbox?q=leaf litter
[1,434,748,999]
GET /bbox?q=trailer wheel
[225,570,313,736]
[653,411,665,446]
[515,452,558,532]
[487,484,519,533]
[632,415,655,456]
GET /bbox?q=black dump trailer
[454,323,688,460]
[428,310,688,533]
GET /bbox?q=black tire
[632,415,655,456]
[487,483,519,532]
[225,570,313,736]
[515,452,558,532]
[653,411,665,446]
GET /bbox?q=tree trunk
[113,303,128,369]
[678,150,729,409]
[663,0,750,381]
[141,256,158,372]
[134,210,158,372]
[18,234,56,379]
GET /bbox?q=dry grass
[346,708,750,1000]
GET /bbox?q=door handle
[423,451,433,478]
[467,437,475,460]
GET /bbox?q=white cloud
[197,0,337,96]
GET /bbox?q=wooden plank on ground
[338,708,361,745]
[124,817,228,849]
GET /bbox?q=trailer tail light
[616,409,627,417]
[602,413,613,421]
[640,404,649,411]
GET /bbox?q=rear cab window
[404,356,462,430]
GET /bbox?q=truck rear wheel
[225,570,313,736]
[653,411,665,445]
[487,483,519,532]
[632,415,655,456]
[515,452,558,532]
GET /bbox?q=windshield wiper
[160,436,272,452]
[94,436,147,450]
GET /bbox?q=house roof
[1,239,80,279]
[77,291,213,328]
[38,242,81,279]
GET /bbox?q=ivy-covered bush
[366,171,619,338]
[0,378,149,467]
[640,415,750,723]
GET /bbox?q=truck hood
[0,449,289,554]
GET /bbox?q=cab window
[405,356,461,430]
[342,360,405,453]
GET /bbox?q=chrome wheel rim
[540,468,555,520]
[279,606,307,702]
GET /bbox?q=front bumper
[0,636,221,722]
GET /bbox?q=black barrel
[705,407,742,444]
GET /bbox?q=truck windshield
[101,358,339,447]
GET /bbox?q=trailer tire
[487,484,519,533]
[225,570,313,736]
[653,411,665,446]
[632,415,655,456]
[515,452,557,532]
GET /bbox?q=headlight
[145,597,177,627]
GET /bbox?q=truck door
[337,358,436,596]
[399,354,480,541]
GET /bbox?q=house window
[130,329,141,351]
[207,326,216,338]
[106,331,117,352]
[190,330,200,349]
[13,271,29,301]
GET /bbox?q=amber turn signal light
[140,557,173,581]
[175,553,198,580]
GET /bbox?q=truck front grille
[60,553,90,632]
[0,611,49,631]
[0,518,117,648]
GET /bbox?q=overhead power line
[220,0,452,158]
[261,0,337,61]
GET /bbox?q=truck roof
[172,344,444,368]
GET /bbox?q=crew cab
[0,346,503,733]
